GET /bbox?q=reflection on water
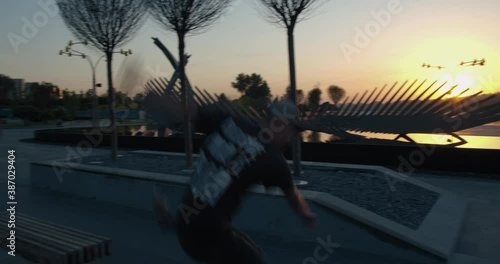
[117,124,160,137]
[301,129,500,150]
[117,124,500,150]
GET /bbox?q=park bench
[0,214,111,264]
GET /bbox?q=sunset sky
[1,0,499,100]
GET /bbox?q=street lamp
[59,40,132,128]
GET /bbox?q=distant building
[4,88,15,101]
[13,79,25,99]
[24,82,36,98]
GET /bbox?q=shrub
[12,106,39,121]
[52,107,68,120]
[40,109,54,122]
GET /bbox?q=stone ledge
[31,153,468,261]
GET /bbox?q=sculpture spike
[339,93,358,116]
[388,79,418,115]
[150,79,165,96]
[410,81,448,116]
[372,81,398,116]
[422,84,459,115]
[347,90,368,116]
[357,87,378,117]
[364,84,386,116]
[402,80,437,116]
[335,95,351,116]
[379,80,408,115]
[397,79,427,116]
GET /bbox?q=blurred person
[151,95,316,264]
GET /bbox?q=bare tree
[328,85,346,105]
[148,0,233,167]
[57,0,147,160]
[257,0,323,177]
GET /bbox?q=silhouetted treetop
[147,0,233,36]
[257,0,323,30]
[57,0,147,52]
[231,73,271,100]
[327,85,346,104]
[307,87,322,110]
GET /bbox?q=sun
[436,72,478,97]
[454,73,475,89]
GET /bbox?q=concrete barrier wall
[33,129,500,175]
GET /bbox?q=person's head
[261,100,305,149]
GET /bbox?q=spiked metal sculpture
[143,39,499,147]
[144,78,499,146]
[304,79,500,145]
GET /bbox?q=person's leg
[216,227,265,264]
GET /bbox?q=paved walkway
[0,121,111,185]
[0,124,499,263]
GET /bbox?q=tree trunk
[179,33,193,167]
[106,52,118,160]
[288,27,302,177]
[92,67,98,129]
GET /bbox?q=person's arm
[273,156,316,228]
[283,186,316,228]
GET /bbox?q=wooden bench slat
[1,230,70,264]
[1,215,111,257]
[18,214,111,242]
[0,216,95,247]
[14,216,106,244]
[0,215,112,264]
[1,219,88,263]
[14,216,110,258]
[1,225,83,264]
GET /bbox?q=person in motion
[152,98,316,264]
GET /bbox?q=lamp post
[59,40,132,128]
